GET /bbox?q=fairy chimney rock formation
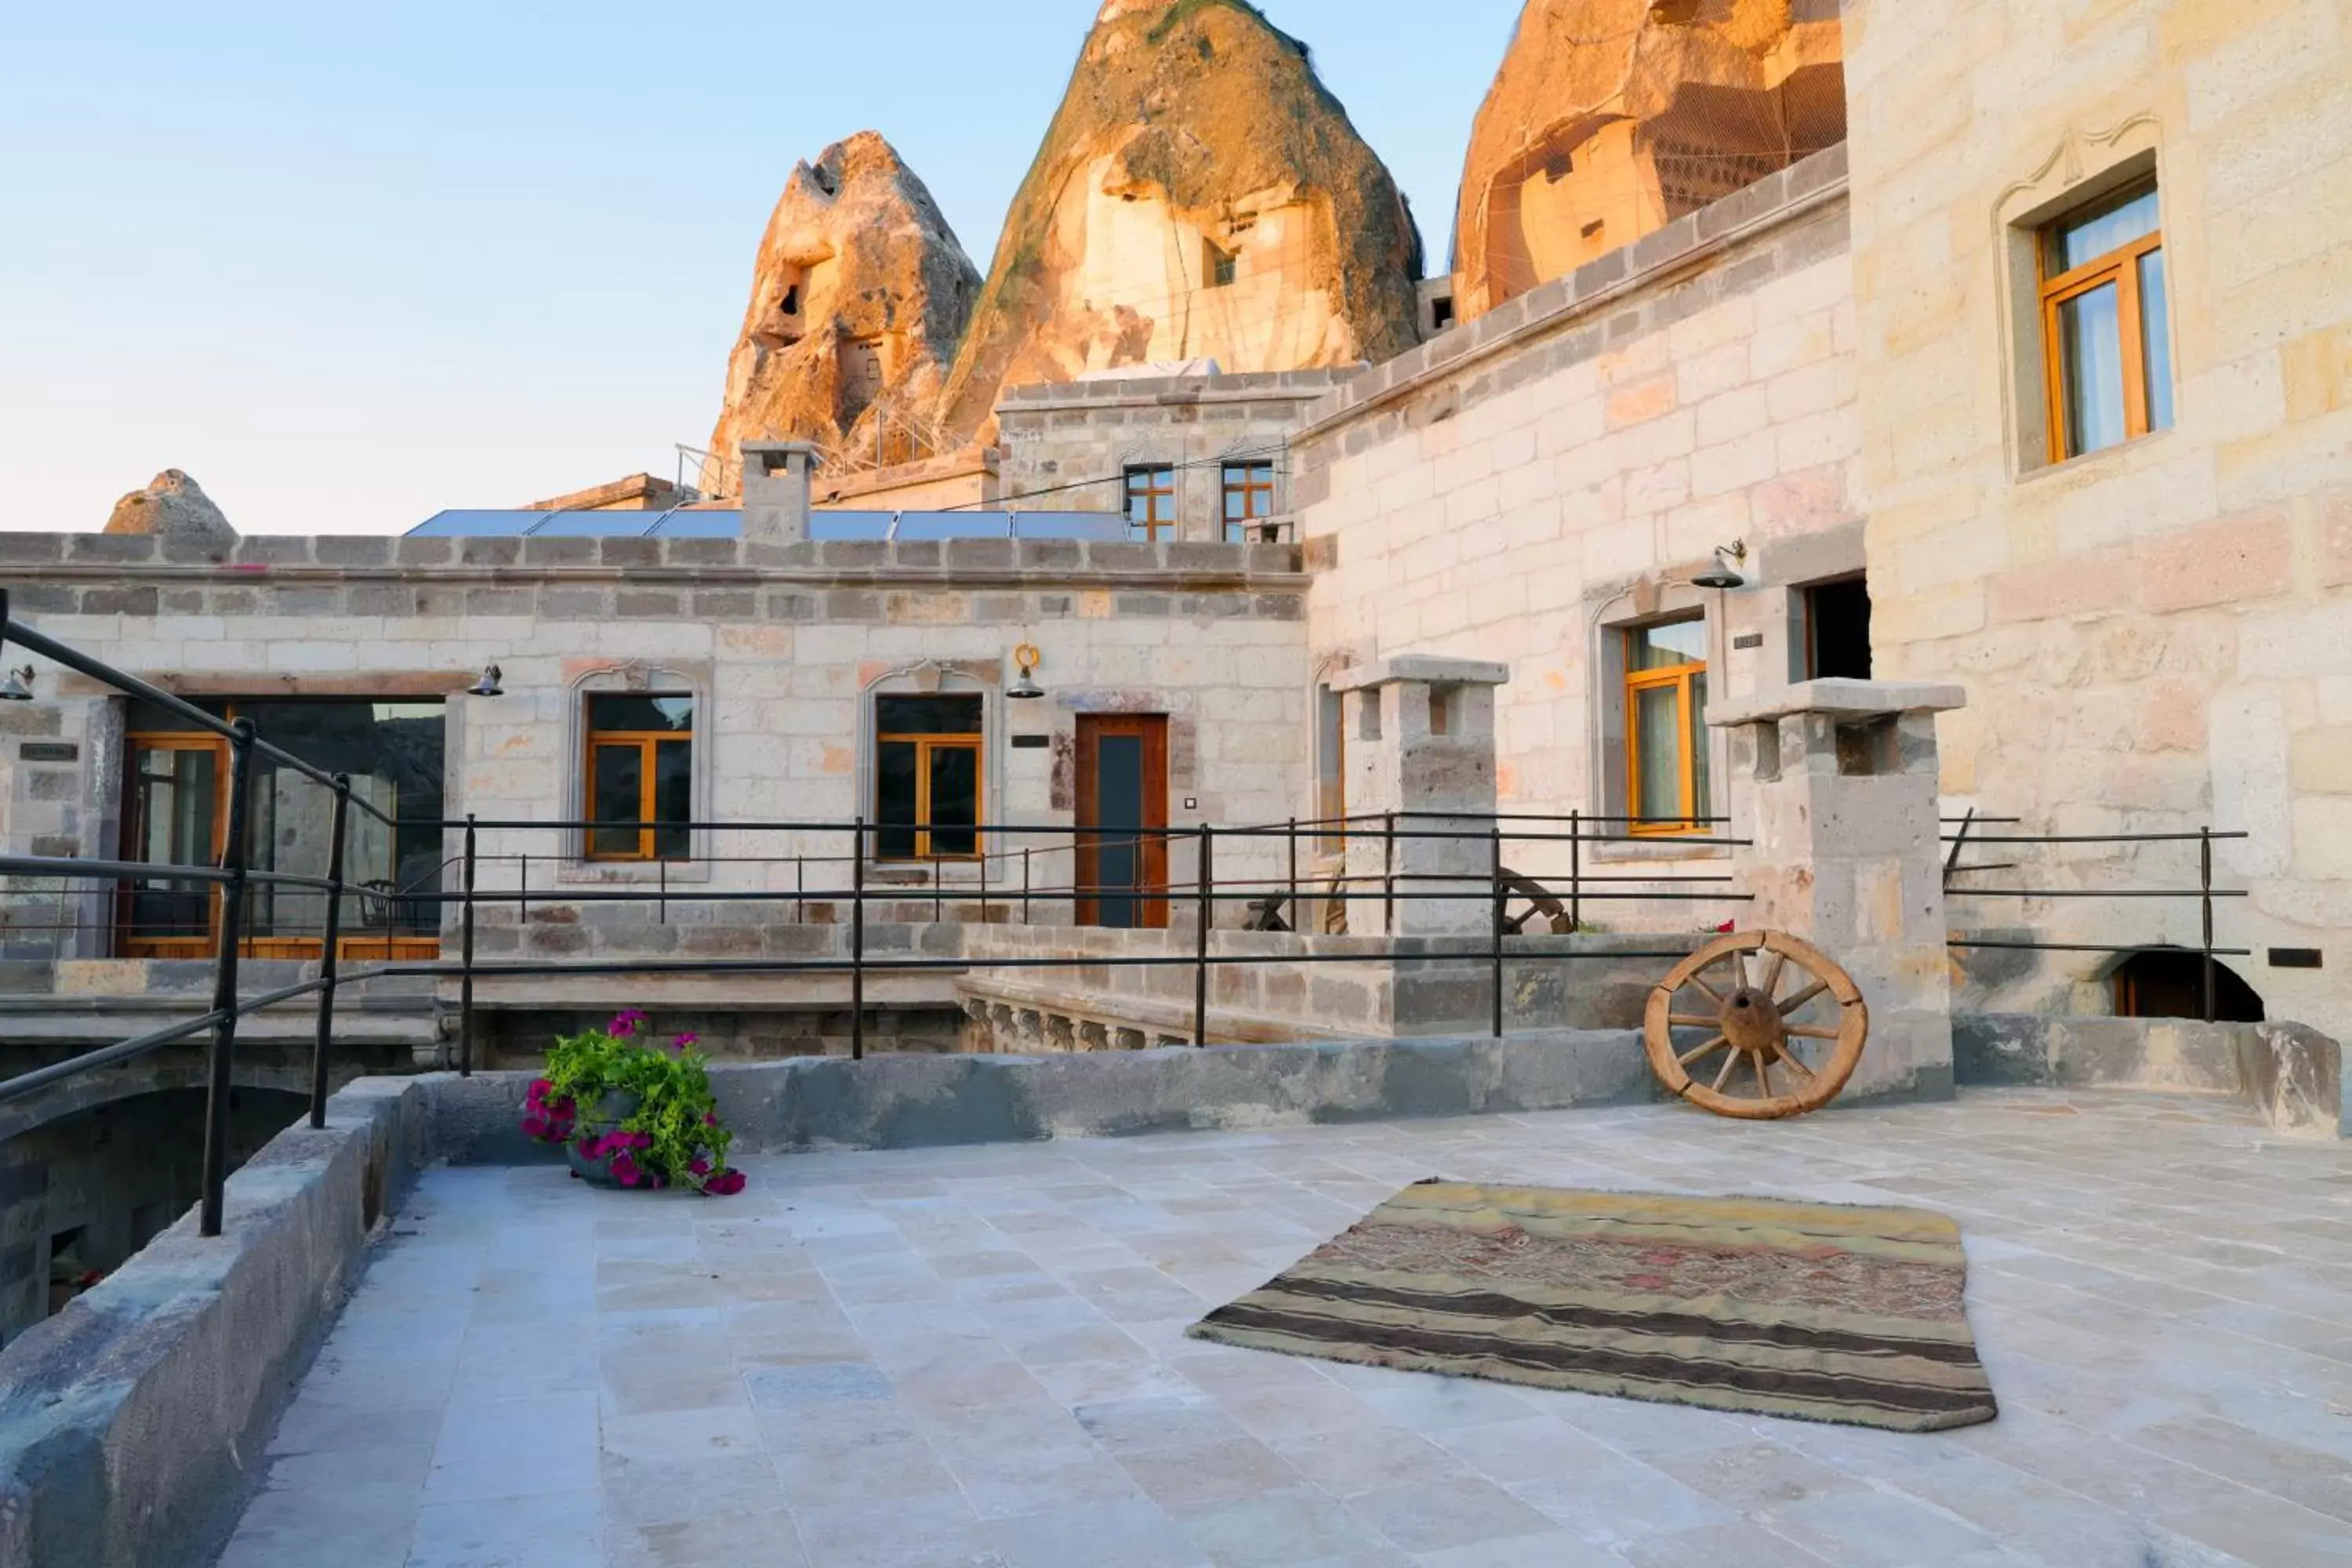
[1454,0,1846,323]
[102,470,237,545]
[935,0,1424,442]
[708,132,980,490]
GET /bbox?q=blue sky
[0,2,1521,536]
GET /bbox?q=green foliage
[528,1011,739,1194]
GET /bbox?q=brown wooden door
[1076,715,1169,930]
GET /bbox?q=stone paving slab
[217,1089,2352,1567]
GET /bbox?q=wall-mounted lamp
[1691,540,1748,591]
[470,663,504,699]
[0,666,31,702]
[1007,643,1044,702]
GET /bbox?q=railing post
[459,815,477,1077]
[1194,825,1214,1047]
[1569,809,1583,934]
[1022,848,1032,926]
[978,845,988,927]
[851,818,866,1061]
[199,719,257,1239]
[1287,816,1298,931]
[1490,822,1505,1040]
[308,773,351,1131]
[1382,811,1396,936]
[659,856,668,924]
[518,851,528,930]
[2201,825,2216,1025]
[797,855,804,924]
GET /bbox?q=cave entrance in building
[2111,948,2265,1024]
[1076,715,1169,931]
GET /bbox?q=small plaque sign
[1010,735,1051,750]
[1732,633,1766,651]
[2269,948,2324,970]
[19,742,77,763]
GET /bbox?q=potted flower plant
[520,1010,746,1195]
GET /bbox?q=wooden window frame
[874,728,985,863]
[2039,186,2167,463]
[1124,465,1178,542]
[583,695,695,863]
[1622,628,1708,839]
[1221,461,1276,542]
[120,710,443,960]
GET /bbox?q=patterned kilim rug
[1189,1181,1998,1433]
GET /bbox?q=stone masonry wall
[1290,148,1858,924]
[1841,1,2352,1041]
[0,535,1313,955]
[996,371,1354,539]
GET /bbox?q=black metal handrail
[1942,807,2249,1022]
[0,590,1751,1240]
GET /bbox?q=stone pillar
[1330,656,1509,935]
[739,441,819,544]
[1708,678,1968,1102]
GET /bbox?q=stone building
[3,0,2347,1065]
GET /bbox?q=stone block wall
[1290,148,1859,920]
[0,534,1314,953]
[996,370,1356,539]
[1842,0,2352,1042]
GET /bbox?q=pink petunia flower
[688,1157,711,1178]
[612,1152,641,1187]
[521,1115,549,1141]
[706,1170,746,1196]
[673,1033,699,1053]
[702,1112,718,1127]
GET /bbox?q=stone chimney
[739,441,819,544]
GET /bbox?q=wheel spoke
[1775,1049,1817,1080]
[1731,950,1750,991]
[1761,950,1789,1001]
[1677,1034,1729,1066]
[1755,1055,1774,1098]
[1711,1046,1741,1092]
[1785,1023,1842,1040]
[1778,978,1831,1016]
[1686,972,1726,1007]
[1668,1014,1719,1029]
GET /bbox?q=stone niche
[1330,656,1511,936]
[1710,678,1968,1102]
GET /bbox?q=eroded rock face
[708,132,980,485]
[1454,0,1846,322]
[935,0,1423,442]
[103,470,235,543]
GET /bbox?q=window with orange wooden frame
[583,693,695,862]
[1623,619,1711,837]
[2040,180,2174,463]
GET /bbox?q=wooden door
[1076,716,1169,930]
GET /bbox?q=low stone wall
[1953,1014,2347,1139]
[418,1028,1663,1161]
[955,925,1694,1047]
[0,1079,431,1568]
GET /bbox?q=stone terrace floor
[218,1089,2352,1568]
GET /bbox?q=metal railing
[0,591,1751,1237]
[1942,809,2249,1023]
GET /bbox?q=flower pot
[566,1090,641,1187]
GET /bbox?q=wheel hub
[1719,986,1785,1054]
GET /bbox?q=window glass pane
[1628,619,1706,670]
[2140,248,2174,434]
[588,694,695,733]
[1633,685,1685,825]
[590,744,644,857]
[877,740,920,858]
[2049,185,2159,273]
[127,746,217,939]
[1689,673,1711,824]
[2060,281,2128,457]
[928,743,980,857]
[653,739,693,860]
[877,695,982,735]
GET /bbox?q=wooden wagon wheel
[1642,931,1868,1120]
